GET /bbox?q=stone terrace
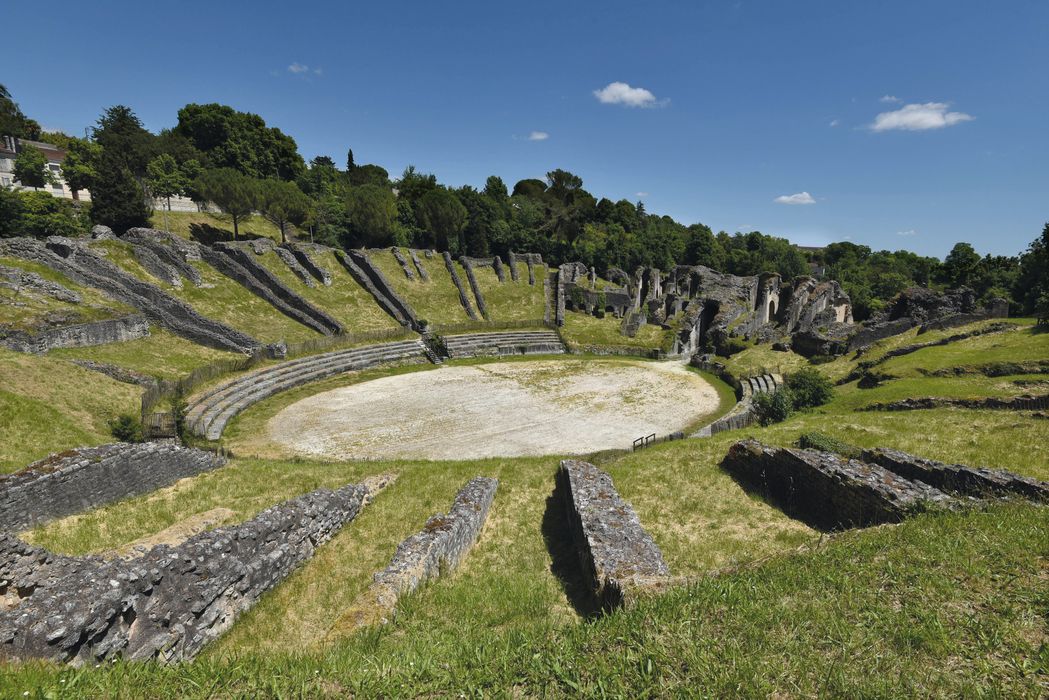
[442,330,565,358]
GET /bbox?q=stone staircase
[186,339,427,440]
[692,372,782,438]
[442,330,565,359]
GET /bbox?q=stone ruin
[721,439,1048,530]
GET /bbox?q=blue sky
[7,1,1047,257]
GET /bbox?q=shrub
[753,389,792,425]
[797,431,860,458]
[108,413,143,443]
[784,367,834,409]
[717,336,748,357]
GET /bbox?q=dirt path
[267,359,720,460]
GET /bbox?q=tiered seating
[186,339,426,439]
[443,330,565,358]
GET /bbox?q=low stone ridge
[0,478,386,665]
[342,476,498,629]
[458,257,490,320]
[721,440,955,530]
[861,447,1049,503]
[338,250,420,330]
[690,361,780,437]
[408,249,430,281]
[122,229,203,286]
[185,338,428,439]
[443,252,478,320]
[284,243,332,286]
[273,245,316,287]
[0,263,80,303]
[70,359,159,387]
[0,443,228,532]
[0,237,259,353]
[443,330,565,359]
[558,459,670,610]
[0,314,150,353]
[861,393,1049,412]
[391,247,415,280]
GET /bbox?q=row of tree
[1,86,1047,320]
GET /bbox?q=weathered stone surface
[342,477,497,628]
[0,443,228,532]
[721,440,954,530]
[861,447,1049,502]
[273,245,316,287]
[284,243,332,286]
[862,393,1049,412]
[558,459,670,610]
[458,256,490,320]
[90,224,115,239]
[0,478,387,665]
[443,330,565,358]
[0,264,80,303]
[70,359,159,387]
[391,246,415,280]
[443,252,478,320]
[408,249,430,281]
[337,250,420,329]
[1,314,150,353]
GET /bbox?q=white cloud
[528,131,549,141]
[896,229,918,236]
[870,102,974,132]
[593,81,662,107]
[288,62,309,74]
[635,191,649,197]
[829,119,840,127]
[313,67,323,76]
[880,94,901,103]
[774,191,816,205]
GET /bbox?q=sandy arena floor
[267,359,722,460]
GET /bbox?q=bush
[717,337,748,357]
[108,413,143,443]
[797,431,860,458]
[752,389,792,425]
[784,367,834,409]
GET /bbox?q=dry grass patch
[51,328,240,379]
[369,248,473,325]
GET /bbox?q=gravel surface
[267,359,720,460]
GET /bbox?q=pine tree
[90,152,150,233]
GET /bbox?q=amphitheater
[1,225,1046,695]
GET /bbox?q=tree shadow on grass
[541,475,602,620]
[189,223,266,246]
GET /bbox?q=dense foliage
[754,368,834,425]
[0,85,1045,318]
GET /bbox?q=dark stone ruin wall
[442,251,478,320]
[862,393,1049,413]
[284,243,332,286]
[340,250,421,329]
[391,247,415,280]
[1,314,150,354]
[408,249,430,281]
[721,440,955,530]
[273,245,317,287]
[0,481,375,665]
[558,459,669,610]
[0,443,228,532]
[458,256,490,320]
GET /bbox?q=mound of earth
[267,359,722,459]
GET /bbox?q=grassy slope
[147,209,286,243]
[560,309,669,349]
[0,349,140,472]
[470,262,548,322]
[0,257,133,332]
[369,248,472,325]
[254,249,401,333]
[6,320,1049,695]
[49,329,240,380]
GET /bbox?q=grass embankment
[469,262,548,323]
[147,209,287,243]
[50,329,240,380]
[369,248,473,325]
[560,310,669,350]
[254,249,401,333]
[0,349,140,472]
[0,256,133,332]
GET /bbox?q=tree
[93,105,153,175]
[147,154,187,232]
[0,84,41,140]
[940,242,981,288]
[346,148,355,170]
[90,151,151,233]
[0,187,25,237]
[415,188,468,251]
[175,103,304,180]
[12,146,54,190]
[61,137,100,201]
[196,168,256,239]
[256,179,310,243]
[14,191,85,238]
[512,178,547,198]
[1015,223,1049,316]
[343,184,398,248]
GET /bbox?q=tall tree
[416,188,468,251]
[196,168,256,238]
[0,84,41,139]
[60,137,101,202]
[12,146,54,190]
[90,151,151,233]
[147,154,187,231]
[940,242,981,288]
[343,184,398,248]
[175,103,304,180]
[93,105,153,175]
[1014,223,1049,315]
[256,179,310,243]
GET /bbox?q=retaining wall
[0,443,228,532]
[0,480,380,665]
[558,459,670,609]
[1,314,150,353]
[338,250,420,329]
[458,256,490,320]
[443,252,478,320]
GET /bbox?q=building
[0,136,88,200]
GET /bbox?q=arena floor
[266,359,723,460]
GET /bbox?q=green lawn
[369,248,473,325]
[0,348,140,472]
[0,256,133,332]
[254,249,402,333]
[469,262,548,322]
[560,309,669,350]
[147,209,287,243]
[49,328,241,380]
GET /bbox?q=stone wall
[443,251,478,320]
[862,393,1049,412]
[0,443,228,532]
[1,314,150,353]
[284,243,332,286]
[458,256,490,320]
[408,249,430,281]
[861,447,1049,502]
[340,250,420,329]
[0,479,385,665]
[340,477,497,628]
[720,440,954,530]
[391,247,415,280]
[558,459,670,610]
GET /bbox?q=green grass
[369,248,473,325]
[0,348,140,472]
[49,328,241,380]
[254,249,402,333]
[148,209,287,243]
[560,309,669,349]
[0,256,133,332]
[470,262,548,322]
[720,342,811,378]
[89,239,158,284]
